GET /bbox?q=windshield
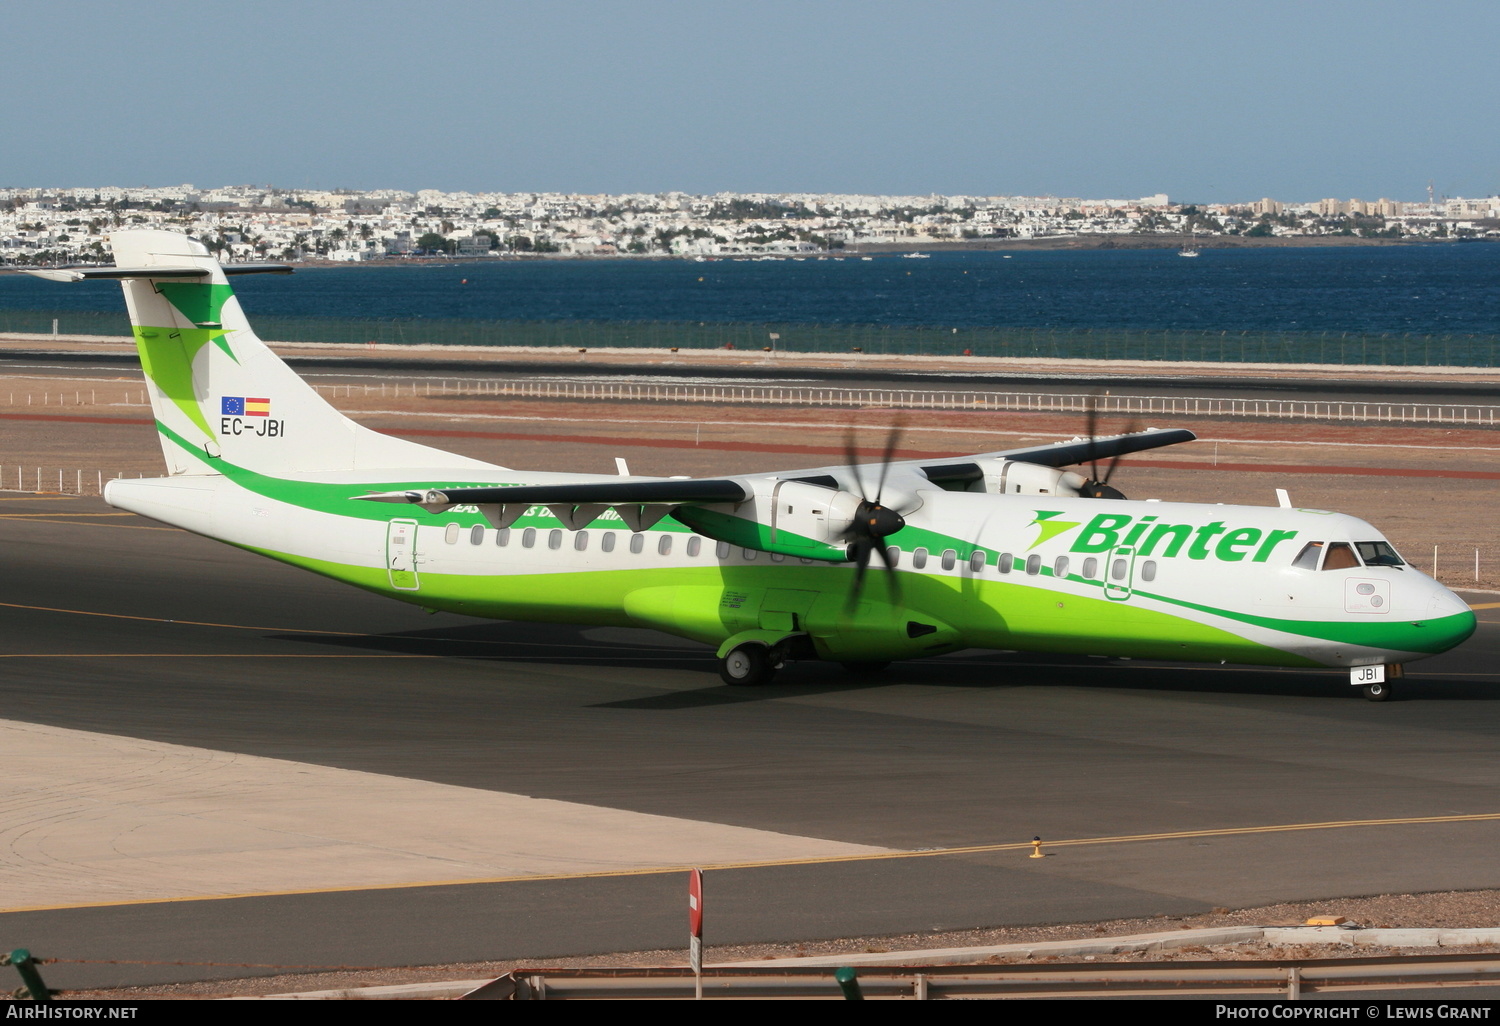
[1355,541,1405,567]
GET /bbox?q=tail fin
[76,230,495,477]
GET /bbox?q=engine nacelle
[990,460,1089,497]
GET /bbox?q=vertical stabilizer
[103,230,496,477]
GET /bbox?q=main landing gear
[719,643,782,686]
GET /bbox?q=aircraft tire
[1362,680,1391,702]
[720,643,776,686]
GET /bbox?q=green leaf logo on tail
[1028,510,1080,550]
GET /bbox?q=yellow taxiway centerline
[0,599,370,636]
[7,811,1500,915]
[0,511,136,516]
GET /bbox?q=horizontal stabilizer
[356,478,750,508]
[997,428,1196,468]
[16,263,292,282]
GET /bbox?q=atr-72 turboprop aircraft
[23,231,1475,699]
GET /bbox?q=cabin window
[743,548,757,560]
[1082,557,1098,579]
[1053,555,1069,578]
[495,528,511,547]
[629,533,645,554]
[522,527,537,548]
[716,540,731,559]
[770,552,785,562]
[1025,554,1041,576]
[912,548,929,570]
[1292,541,1323,570]
[469,524,485,545]
[658,534,673,555]
[687,536,701,557]
[444,523,460,545]
[600,532,616,552]
[887,546,901,567]
[547,530,562,550]
[969,551,986,573]
[1356,541,1405,566]
[1111,558,1128,581]
[800,558,814,565]
[574,531,589,551]
[941,549,957,571]
[1323,542,1359,570]
[998,552,1014,574]
[1140,559,1157,582]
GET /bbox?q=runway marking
[0,600,369,636]
[0,516,178,531]
[9,811,1500,914]
[1468,602,1500,610]
[0,512,136,517]
[0,600,691,655]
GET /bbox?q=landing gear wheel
[720,644,776,687]
[1362,680,1391,702]
[840,661,891,675]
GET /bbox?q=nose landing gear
[1353,663,1401,702]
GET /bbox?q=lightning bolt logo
[1028,510,1080,550]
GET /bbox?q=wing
[917,427,1197,485]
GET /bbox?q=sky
[3,0,1497,203]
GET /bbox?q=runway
[2,494,1500,989]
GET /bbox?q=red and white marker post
[689,868,704,999]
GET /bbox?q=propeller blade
[1098,420,1141,487]
[844,427,866,499]
[841,418,910,611]
[873,416,905,501]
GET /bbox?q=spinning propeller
[1076,400,1136,500]
[840,420,909,610]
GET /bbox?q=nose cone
[1425,581,1477,651]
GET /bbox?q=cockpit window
[1291,541,1323,570]
[1323,542,1359,570]
[1356,541,1405,567]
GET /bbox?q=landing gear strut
[719,643,779,686]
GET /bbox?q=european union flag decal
[222,396,245,415]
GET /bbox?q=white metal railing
[308,378,1500,426]
[4,378,1495,425]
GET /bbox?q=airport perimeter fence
[6,376,1500,427]
[308,379,1500,426]
[5,308,1500,367]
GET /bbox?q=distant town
[2,184,1497,265]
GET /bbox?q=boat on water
[1179,227,1200,257]
[902,252,930,259]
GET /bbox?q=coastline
[279,233,1464,268]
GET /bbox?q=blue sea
[2,244,1497,338]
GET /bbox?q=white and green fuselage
[51,231,1475,675]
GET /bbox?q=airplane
[20,230,1475,701]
